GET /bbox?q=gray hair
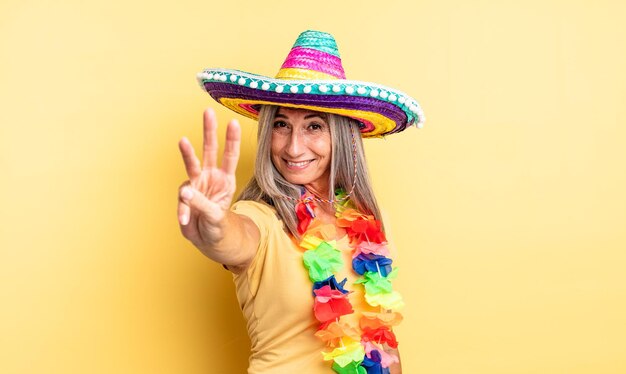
[237,105,383,238]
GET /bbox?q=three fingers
[178,108,241,226]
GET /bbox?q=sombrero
[196,30,425,138]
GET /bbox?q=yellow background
[1,0,625,372]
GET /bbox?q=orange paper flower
[360,311,404,330]
[314,321,361,347]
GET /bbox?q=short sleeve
[230,200,281,295]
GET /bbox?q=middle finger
[202,108,219,169]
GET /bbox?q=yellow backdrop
[2,0,625,373]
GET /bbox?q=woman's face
[270,107,332,193]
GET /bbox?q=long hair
[237,105,383,238]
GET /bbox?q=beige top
[230,200,374,373]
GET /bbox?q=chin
[282,174,316,186]
[273,160,330,188]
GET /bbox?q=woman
[177,30,424,374]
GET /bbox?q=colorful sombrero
[196,30,425,138]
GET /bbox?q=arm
[180,197,260,272]
[177,108,259,273]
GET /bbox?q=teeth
[287,160,311,167]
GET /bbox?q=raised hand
[177,108,241,251]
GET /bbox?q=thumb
[180,186,225,225]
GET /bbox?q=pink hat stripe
[279,46,346,79]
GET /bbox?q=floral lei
[296,189,404,374]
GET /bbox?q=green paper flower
[303,241,343,282]
[333,189,356,214]
[355,268,398,295]
[332,360,366,374]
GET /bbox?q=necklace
[296,189,404,373]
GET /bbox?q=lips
[285,159,314,170]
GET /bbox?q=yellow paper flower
[300,234,324,251]
[322,339,365,367]
[364,291,405,310]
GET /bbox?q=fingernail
[181,187,193,200]
[180,214,189,225]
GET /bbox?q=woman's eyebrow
[274,113,326,120]
[304,114,326,120]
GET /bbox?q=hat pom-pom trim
[197,69,425,132]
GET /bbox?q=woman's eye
[308,123,324,131]
[273,121,287,128]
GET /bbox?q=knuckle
[178,180,191,191]
[223,150,239,159]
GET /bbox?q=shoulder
[228,200,286,276]
[231,200,278,221]
[230,199,284,235]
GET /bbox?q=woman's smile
[284,158,315,169]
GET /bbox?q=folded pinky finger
[178,202,190,226]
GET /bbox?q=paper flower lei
[297,189,404,373]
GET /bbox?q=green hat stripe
[293,30,340,57]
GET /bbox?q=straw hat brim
[197,69,425,138]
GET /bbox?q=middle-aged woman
[177,30,424,374]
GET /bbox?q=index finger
[202,108,219,169]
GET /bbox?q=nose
[286,129,305,157]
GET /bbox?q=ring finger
[179,137,202,181]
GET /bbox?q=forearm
[196,210,259,268]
